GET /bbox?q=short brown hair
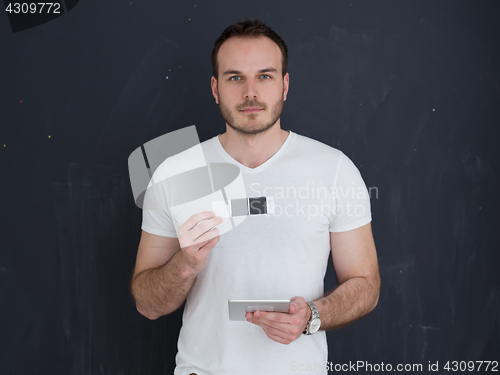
[211,18,288,81]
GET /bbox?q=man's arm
[314,222,380,330]
[130,212,223,320]
[130,231,195,320]
[247,222,380,344]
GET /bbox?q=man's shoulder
[153,135,219,176]
[292,131,344,160]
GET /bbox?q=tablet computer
[228,299,290,321]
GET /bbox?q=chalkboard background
[1,0,499,373]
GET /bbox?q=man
[131,18,380,375]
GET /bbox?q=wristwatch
[303,301,321,335]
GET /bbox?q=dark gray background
[1,0,499,374]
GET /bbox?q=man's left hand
[245,296,312,345]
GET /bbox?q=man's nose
[243,79,258,98]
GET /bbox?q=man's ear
[211,76,219,104]
[283,72,289,101]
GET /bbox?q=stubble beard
[217,92,284,136]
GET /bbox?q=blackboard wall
[1,1,499,373]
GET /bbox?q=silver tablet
[228,299,290,321]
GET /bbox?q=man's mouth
[240,107,263,113]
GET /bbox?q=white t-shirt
[141,130,372,375]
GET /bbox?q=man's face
[211,36,289,136]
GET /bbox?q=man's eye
[230,75,270,81]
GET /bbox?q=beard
[217,91,284,136]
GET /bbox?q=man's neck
[218,126,289,169]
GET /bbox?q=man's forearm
[313,275,380,331]
[131,252,197,320]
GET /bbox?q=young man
[131,18,380,375]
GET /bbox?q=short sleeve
[329,152,372,232]
[141,176,178,238]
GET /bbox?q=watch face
[310,319,321,333]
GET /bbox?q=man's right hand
[177,211,223,276]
